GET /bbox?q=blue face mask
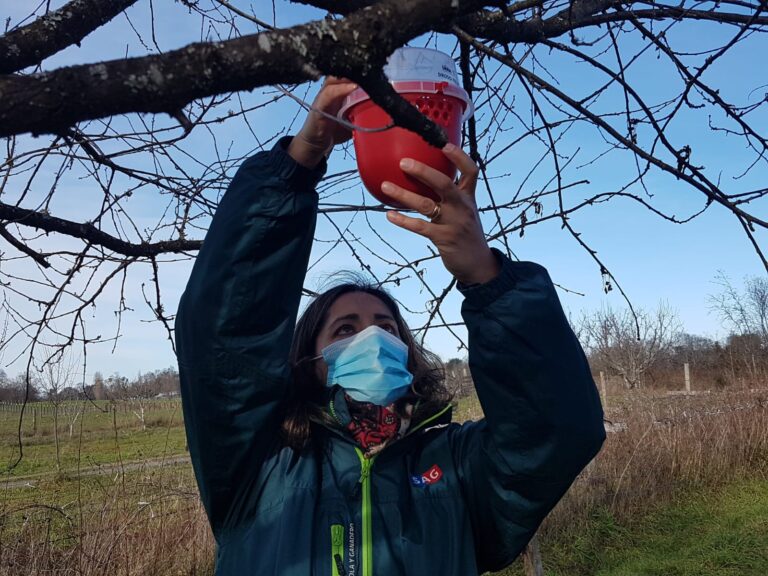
[320,325,414,406]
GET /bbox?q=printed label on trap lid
[383,47,460,86]
[337,46,474,124]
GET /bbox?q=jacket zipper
[331,524,346,576]
[355,448,376,576]
[333,401,451,576]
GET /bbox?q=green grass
[0,461,197,514]
[0,462,201,556]
[453,393,484,422]
[0,401,211,575]
[491,478,768,576]
[594,478,768,576]
[0,400,187,478]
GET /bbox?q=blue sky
[0,0,765,382]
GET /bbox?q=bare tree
[710,274,768,382]
[581,304,681,389]
[711,274,768,345]
[0,0,765,394]
[444,357,473,398]
[35,347,80,472]
[107,371,162,430]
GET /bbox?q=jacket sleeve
[448,249,606,573]
[175,137,325,535]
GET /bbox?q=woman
[176,77,605,576]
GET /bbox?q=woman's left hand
[383,144,500,286]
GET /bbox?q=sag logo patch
[410,464,443,487]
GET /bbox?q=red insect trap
[338,49,474,208]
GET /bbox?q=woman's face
[314,291,402,383]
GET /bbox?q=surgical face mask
[319,325,414,406]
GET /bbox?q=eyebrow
[328,312,396,327]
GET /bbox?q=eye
[334,324,355,337]
[380,323,397,334]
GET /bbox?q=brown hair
[282,276,451,451]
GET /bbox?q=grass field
[0,401,187,478]
[0,400,206,576]
[480,387,768,575]
[604,478,768,576]
[565,478,768,576]
[0,389,766,575]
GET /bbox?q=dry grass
[1,388,766,575]
[587,388,768,516]
[0,465,214,576]
[529,387,768,574]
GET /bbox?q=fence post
[599,371,607,405]
[684,363,691,394]
[523,533,544,576]
[32,408,37,436]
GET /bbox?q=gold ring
[428,203,442,222]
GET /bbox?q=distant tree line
[581,275,767,390]
[0,367,180,404]
[446,275,768,393]
[1,276,764,402]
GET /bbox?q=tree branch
[358,69,449,146]
[0,0,488,139]
[0,0,140,75]
[0,201,201,257]
[461,2,768,42]
[290,0,376,14]
[0,224,51,267]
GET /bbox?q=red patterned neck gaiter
[345,394,411,458]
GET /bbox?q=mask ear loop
[295,354,323,366]
[292,354,326,387]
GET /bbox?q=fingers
[324,76,355,86]
[322,81,358,97]
[399,146,479,201]
[385,210,436,239]
[442,143,479,194]
[381,180,441,239]
[398,158,455,201]
[315,80,358,114]
[381,181,441,218]
[442,143,479,180]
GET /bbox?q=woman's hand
[383,145,500,286]
[287,76,358,169]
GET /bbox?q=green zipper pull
[353,455,372,499]
[358,456,372,484]
[331,524,345,576]
[332,524,344,547]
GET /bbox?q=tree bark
[0,0,486,140]
[0,200,202,257]
[0,0,141,75]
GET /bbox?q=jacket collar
[313,397,453,453]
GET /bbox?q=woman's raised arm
[175,137,325,534]
[450,256,605,572]
[384,146,605,572]
[176,77,357,535]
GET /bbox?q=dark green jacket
[176,137,605,576]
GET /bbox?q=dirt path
[0,454,191,490]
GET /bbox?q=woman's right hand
[287,77,358,169]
